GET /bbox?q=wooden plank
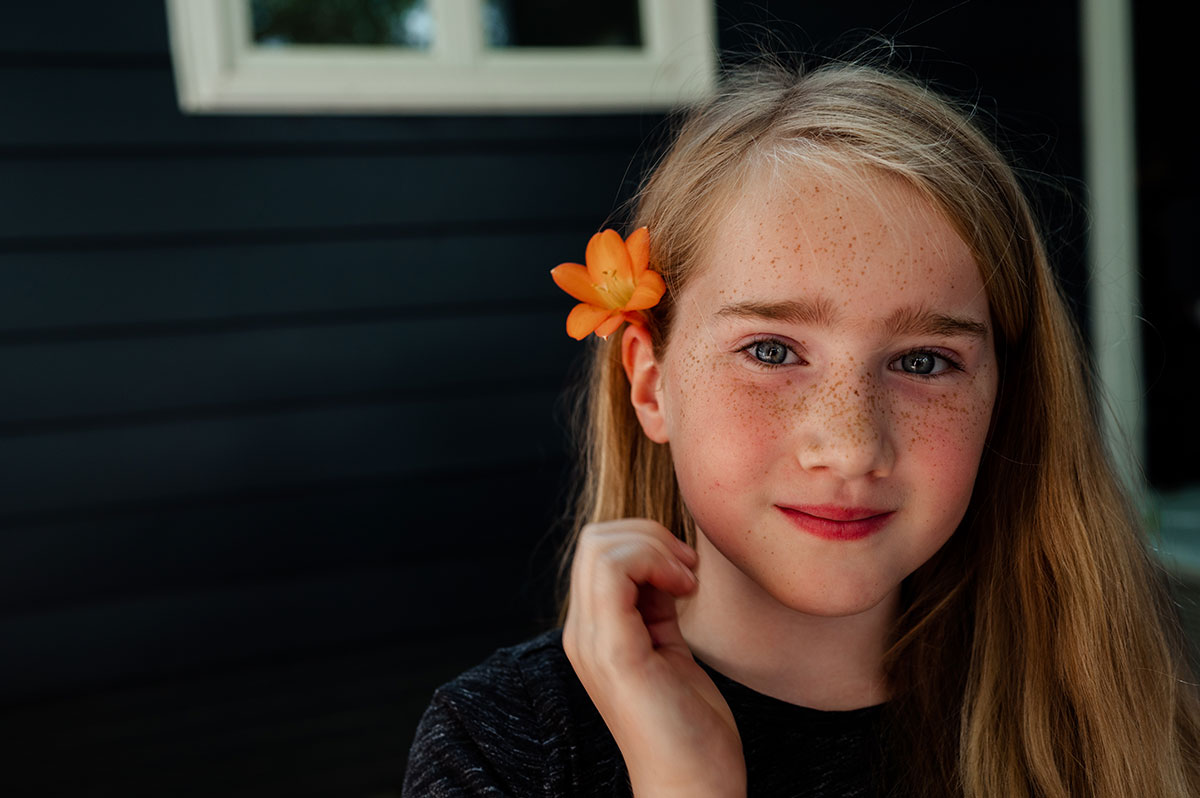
[0,67,658,147]
[0,231,592,333]
[0,390,566,517]
[0,1,168,56]
[0,311,582,423]
[0,559,535,700]
[0,150,636,240]
[1,625,531,796]
[21,700,418,797]
[0,461,568,614]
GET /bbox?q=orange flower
[550,227,666,340]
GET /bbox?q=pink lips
[776,504,895,541]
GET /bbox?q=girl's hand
[562,519,746,798]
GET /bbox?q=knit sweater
[402,629,885,797]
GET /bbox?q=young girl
[403,62,1200,797]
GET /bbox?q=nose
[795,368,895,480]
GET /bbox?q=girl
[403,62,1200,797]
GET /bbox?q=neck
[677,529,897,711]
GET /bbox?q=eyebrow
[715,297,838,326]
[715,298,989,341]
[881,305,990,341]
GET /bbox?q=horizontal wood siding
[0,2,647,794]
[0,233,591,331]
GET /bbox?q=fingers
[561,519,747,793]
[570,519,696,615]
[592,535,696,604]
[563,519,697,671]
[576,518,696,569]
[664,530,699,569]
[637,583,691,652]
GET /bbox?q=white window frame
[165,0,716,113]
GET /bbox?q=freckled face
[658,169,997,617]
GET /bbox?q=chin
[761,573,899,619]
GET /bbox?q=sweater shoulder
[442,627,572,702]
[404,628,620,797]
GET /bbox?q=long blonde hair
[558,62,1200,796]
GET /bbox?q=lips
[776,504,895,541]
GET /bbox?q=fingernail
[677,562,697,584]
[672,536,697,561]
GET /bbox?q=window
[165,0,716,113]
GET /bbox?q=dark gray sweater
[402,629,885,797]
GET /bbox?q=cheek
[894,382,994,510]
[668,373,793,496]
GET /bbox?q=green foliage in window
[251,0,429,47]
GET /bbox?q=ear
[621,323,670,444]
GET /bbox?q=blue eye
[894,350,960,377]
[737,338,799,369]
[900,352,937,374]
[752,339,790,365]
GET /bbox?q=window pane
[250,0,433,49]
[484,0,642,48]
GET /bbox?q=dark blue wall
[0,2,1082,795]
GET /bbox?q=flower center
[598,270,634,308]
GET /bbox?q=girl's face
[654,168,997,618]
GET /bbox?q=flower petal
[625,270,667,310]
[550,262,604,305]
[625,227,650,278]
[623,310,647,330]
[593,312,626,339]
[566,303,611,340]
[586,229,633,285]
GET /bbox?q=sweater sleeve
[401,652,548,798]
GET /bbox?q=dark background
[0,1,1096,796]
[1134,3,1199,490]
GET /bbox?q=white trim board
[1081,0,1144,493]
[165,0,717,113]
